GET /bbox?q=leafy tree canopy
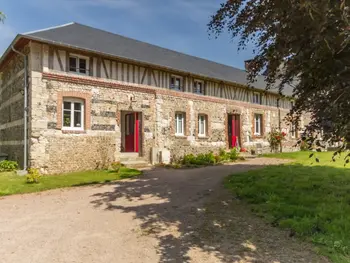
[0,11,5,23]
[208,0,350,144]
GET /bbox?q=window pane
[69,57,77,72]
[64,101,71,110]
[74,102,81,111]
[74,111,82,128]
[79,59,86,74]
[63,110,71,127]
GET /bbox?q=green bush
[300,140,309,151]
[26,168,41,184]
[228,148,240,161]
[0,160,18,172]
[110,162,125,173]
[182,152,216,166]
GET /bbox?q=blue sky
[0,0,254,69]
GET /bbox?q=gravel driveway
[0,158,329,263]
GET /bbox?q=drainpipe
[11,46,28,171]
[277,97,282,153]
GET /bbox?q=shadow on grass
[90,161,329,263]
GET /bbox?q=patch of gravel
[0,158,329,263]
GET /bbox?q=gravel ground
[0,158,330,263]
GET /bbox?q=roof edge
[23,22,75,35]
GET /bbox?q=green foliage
[300,140,309,151]
[181,148,240,166]
[208,0,350,143]
[0,12,6,23]
[0,160,18,172]
[0,167,141,196]
[225,151,350,262]
[26,168,41,184]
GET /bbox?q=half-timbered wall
[43,44,292,109]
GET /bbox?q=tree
[0,11,5,23]
[208,0,350,149]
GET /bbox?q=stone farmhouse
[0,23,305,174]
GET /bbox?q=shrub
[110,162,125,173]
[182,152,216,166]
[26,168,41,184]
[0,160,18,172]
[267,128,287,152]
[228,147,240,160]
[300,140,309,151]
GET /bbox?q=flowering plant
[268,128,287,152]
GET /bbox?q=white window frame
[69,54,89,75]
[254,114,262,136]
[253,92,261,104]
[170,75,183,91]
[193,80,204,95]
[175,113,185,136]
[62,98,85,131]
[290,123,296,138]
[198,114,206,137]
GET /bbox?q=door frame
[121,111,141,154]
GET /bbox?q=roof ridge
[69,23,247,72]
[23,22,76,35]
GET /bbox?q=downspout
[277,97,282,153]
[11,46,28,171]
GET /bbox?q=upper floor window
[170,76,183,91]
[253,92,262,104]
[198,114,207,137]
[63,98,84,130]
[254,113,263,136]
[69,55,88,74]
[194,81,204,95]
[175,112,185,136]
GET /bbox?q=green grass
[225,151,350,263]
[0,167,141,196]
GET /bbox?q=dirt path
[0,158,329,263]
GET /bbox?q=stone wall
[0,46,28,166]
[25,42,305,174]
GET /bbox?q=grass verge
[0,167,141,197]
[225,151,350,263]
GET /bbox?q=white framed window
[254,114,263,136]
[194,80,204,95]
[253,92,261,104]
[198,114,207,137]
[170,76,183,91]
[290,123,297,138]
[69,55,88,75]
[175,113,185,136]
[62,98,85,130]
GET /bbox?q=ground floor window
[175,113,185,136]
[254,113,263,136]
[63,99,84,130]
[198,114,207,137]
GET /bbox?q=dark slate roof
[23,22,292,96]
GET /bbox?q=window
[175,113,185,136]
[253,92,261,104]
[63,99,84,130]
[170,76,182,91]
[194,81,204,95]
[254,114,263,136]
[69,56,87,74]
[198,114,207,137]
[290,122,297,138]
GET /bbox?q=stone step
[119,152,141,162]
[121,160,151,169]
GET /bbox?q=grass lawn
[0,167,141,197]
[225,151,350,263]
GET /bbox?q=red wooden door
[125,113,140,152]
[228,115,240,148]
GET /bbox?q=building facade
[0,23,306,174]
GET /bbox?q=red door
[228,115,240,148]
[125,113,139,152]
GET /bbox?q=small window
[69,56,87,74]
[198,114,207,137]
[170,76,183,91]
[290,122,297,138]
[175,113,185,136]
[254,114,263,136]
[253,92,261,104]
[194,81,204,95]
[63,99,84,130]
